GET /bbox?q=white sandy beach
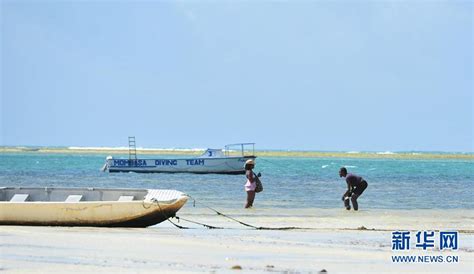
[1,207,473,273]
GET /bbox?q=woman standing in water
[244,159,257,208]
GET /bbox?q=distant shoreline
[1,146,472,160]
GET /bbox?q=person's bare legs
[343,195,351,210]
[351,182,367,211]
[351,194,359,211]
[245,191,255,208]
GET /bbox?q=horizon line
[1,145,473,154]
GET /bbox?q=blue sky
[1,1,472,152]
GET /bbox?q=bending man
[339,167,368,211]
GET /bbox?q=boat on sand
[0,187,188,227]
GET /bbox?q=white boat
[0,187,188,227]
[103,142,256,174]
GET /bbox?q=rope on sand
[177,195,308,231]
[173,216,224,229]
[157,195,454,233]
[149,197,221,229]
[147,198,190,229]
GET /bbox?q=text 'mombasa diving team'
[242,160,369,210]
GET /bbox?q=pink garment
[245,180,256,192]
[244,170,256,192]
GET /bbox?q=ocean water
[0,152,472,210]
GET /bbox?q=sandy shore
[1,208,473,273]
[1,146,473,160]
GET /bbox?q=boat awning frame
[224,143,255,157]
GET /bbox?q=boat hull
[107,156,255,174]
[0,188,188,227]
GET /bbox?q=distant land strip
[1,146,473,160]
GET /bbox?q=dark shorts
[353,180,368,196]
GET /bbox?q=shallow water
[0,153,472,209]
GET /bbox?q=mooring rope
[153,195,434,233]
[257,157,289,171]
[143,187,383,231]
[182,195,308,230]
[148,198,190,229]
[173,216,224,229]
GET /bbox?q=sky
[1,1,472,152]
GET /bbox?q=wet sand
[1,208,473,273]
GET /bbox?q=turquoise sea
[0,152,473,210]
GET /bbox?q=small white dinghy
[0,187,188,227]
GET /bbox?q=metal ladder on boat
[128,136,137,161]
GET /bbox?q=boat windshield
[224,143,255,157]
[198,149,225,158]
